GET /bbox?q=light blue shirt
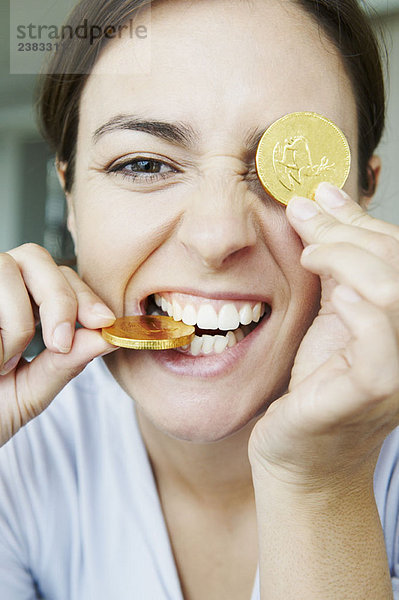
[0,357,397,599]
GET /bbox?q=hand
[249,182,399,490]
[0,243,118,447]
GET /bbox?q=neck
[136,408,259,510]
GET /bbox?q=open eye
[107,157,178,183]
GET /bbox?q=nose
[177,169,258,271]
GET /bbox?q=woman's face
[68,0,358,442]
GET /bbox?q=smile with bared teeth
[145,292,271,356]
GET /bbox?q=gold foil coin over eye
[102,315,195,350]
[255,112,351,206]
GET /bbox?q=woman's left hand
[249,182,399,490]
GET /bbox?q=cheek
[258,201,305,279]
[263,207,321,315]
[284,229,321,312]
[71,188,182,307]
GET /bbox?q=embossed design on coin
[256,112,351,206]
[273,136,335,191]
[102,315,195,350]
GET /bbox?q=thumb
[2,328,117,444]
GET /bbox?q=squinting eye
[106,157,178,183]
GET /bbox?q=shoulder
[374,426,399,589]
[0,357,126,463]
[374,426,399,518]
[0,358,152,596]
[0,357,133,526]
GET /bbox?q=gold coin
[102,315,195,350]
[255,112,351,206]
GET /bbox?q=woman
[0,0,398,597]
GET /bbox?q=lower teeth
[177,326,249,356]
[147,296,266,356]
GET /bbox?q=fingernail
[335,285,362,303]
[0,353,22,376]
[53,322,73,353]
[288,197,320,220]
[316,182,347,208]
[302,244,320,257]
[92,303,116,322]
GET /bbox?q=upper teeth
[154,293,266,330]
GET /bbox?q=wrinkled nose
[177,174,258,271]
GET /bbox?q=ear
[359,155,382,210]
[55,158,78,253]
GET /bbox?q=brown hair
[36,0,386,195]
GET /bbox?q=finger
[314,182,399,240]
[329,285,399,414]
[0,352,23,377]
[289,287,399,433]
[286,195,399,271]
[2,329,118,445]
[287,191,399,269]
[59,266,115,329]
[0,253,35,367]
[301,242,399,308]
[7,244,77,353]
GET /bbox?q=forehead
[80,0,357,151]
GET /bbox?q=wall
[371,10,399,224]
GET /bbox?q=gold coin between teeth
[255,112,351,206]
[102,315,195,350]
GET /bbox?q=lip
[137,287,273,315]
[149,308,271,378]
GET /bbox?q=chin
[143,384,266,442]
[106,355,285,444]
[138,398,263,444]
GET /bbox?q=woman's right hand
[0,243,118,447]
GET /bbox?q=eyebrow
[93,115,197,148]
[92,114,268,156]
[244,126,270,156]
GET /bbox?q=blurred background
[1,0,77,262]
[0,0,398,355]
